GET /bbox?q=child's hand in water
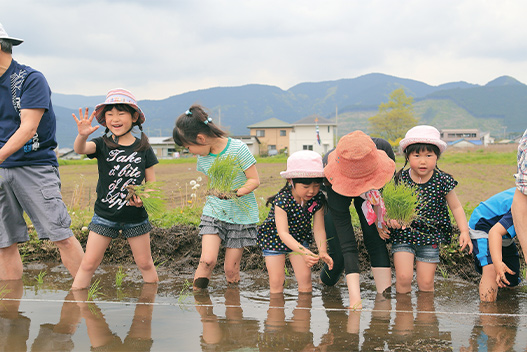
[128,194,143,207]
[72,107,99,137]
[319,252,334,270]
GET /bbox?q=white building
[289,115,336,155]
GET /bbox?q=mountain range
[52,73,527,148]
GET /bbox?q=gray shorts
[199,215,257,248]
[0,165,73,248]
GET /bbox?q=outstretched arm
[488,222,514,287]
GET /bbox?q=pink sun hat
[280,150,324,179]
[399,125,447,154]
[94,88,145,127]
[324,130,395,197]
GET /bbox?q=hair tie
[185,110,192,116]
[203,117,212,125]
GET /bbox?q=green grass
[36,270,47,285]
[382,180,421,227]
[87,279,103,301]
[115,266,127,288]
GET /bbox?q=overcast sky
[3,0,527,100]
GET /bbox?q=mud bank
[20,225,483,283]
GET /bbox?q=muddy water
[2,263,527,351]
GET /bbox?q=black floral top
[389,169,457,246]
[257,188,324,251]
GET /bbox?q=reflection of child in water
[194,287,259,351]
[72,282,158,351]
[0,280,30,351]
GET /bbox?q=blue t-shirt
[469,187,516,241]
[0,59,58,167]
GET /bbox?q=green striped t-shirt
[197,138,259,224]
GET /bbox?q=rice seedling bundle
[206,154,240,199]
[381,179,421,227]
[126,182,166,217]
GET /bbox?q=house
[57,147,82,160]
[231,135,261,156]
[448,139,483,148]
[247,118,293,155]
[289,115,336,154]
[149,137,177,158]
[440,128,493,147]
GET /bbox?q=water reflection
[194,286,259,350]
[0,280,30,351]
[72,282,157,351]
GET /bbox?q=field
[59,144,519,215]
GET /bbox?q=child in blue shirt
[469,187,520,302]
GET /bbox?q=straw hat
[280,150,324,179]
[399,125,447,154]
[94,88,145,127]
[324,130,395,197]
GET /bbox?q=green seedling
[438,265,449,279]
[115,266,127,288]
[87,279,104,301]
[382,179,422,227]
[126,181,166,217]
[206,154,241,199]
[177,279,193,304]
[36,270,47,285]
[0,285,11,300]
[153,257,168,269]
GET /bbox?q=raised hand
[72,107,99,137]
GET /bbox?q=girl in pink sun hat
[383,125,472,294]
[257,150,333,294]
[71,88,159,290]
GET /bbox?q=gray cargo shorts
[0,165,73,248]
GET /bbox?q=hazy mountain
[52,73,527,148]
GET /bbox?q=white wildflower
[197,176,202,182]
[189,180,197,186]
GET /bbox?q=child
[71,88,159,289]
[469,187,520,302]
[173,105,260,289]
[258,150,333,293]
[383,125,472,294]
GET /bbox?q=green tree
[369,88,419,144]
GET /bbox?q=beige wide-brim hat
[280,150,324,179]
[324,130,395,197]
[94,88,145,127]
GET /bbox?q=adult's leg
[54,236,84,278]
[0,244,23,280]
[128,233,158,283]
[194,234,222,288]
[393,251,415,294]
[354,197,392,292]
[224,247,243,284]
[72,232,111,289]
[320,209,345,286]
[264,254,287,293]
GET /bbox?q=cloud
[3,0,527,99]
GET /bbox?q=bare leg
[0,244,23,280]
[289,253,313,293]
[264,255,286,294]
[194,234,222,289]
[415,261,437,292]
[345,273,362,310]
[371,267,392,293]
[224,247,243,284]
[127,233,158,283]
[71,232,111,290]
[394,251,415,294]
[479,264,499,302]
[54,236,84,278]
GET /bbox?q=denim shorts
[88,213,152,239]
[262,240,310,257]
[392,243,440,263]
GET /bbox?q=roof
[149,137,174,144]
[293,114,336,126]
[247,118,292,129]
[232,135,261,144]
[448,138,483,146]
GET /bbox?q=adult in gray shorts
[0,23,84,280]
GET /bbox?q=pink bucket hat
[324,130,395,197]
[0,23,23,46]
[94,88,145,127]
[399,125,447,154]
[280,150,324,179]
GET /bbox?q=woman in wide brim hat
[322,130,395,309]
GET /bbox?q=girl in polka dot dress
[257,151,333,293]
[381,125,472,294]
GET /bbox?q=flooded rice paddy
[2,263,527,351]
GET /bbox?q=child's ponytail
[173,105,227,147]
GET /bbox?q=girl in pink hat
[257,151,333,293]
[71,88,159,289]
[384,125,472,294]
